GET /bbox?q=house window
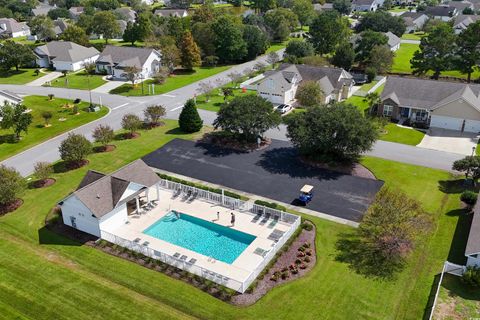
[383,105,393,116]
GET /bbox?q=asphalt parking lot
[143,139,384,222]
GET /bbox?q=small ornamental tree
[179,99,203,133]
[121,114,142,138]
[144,105,166,127]
[0,103,33,140]
[42,111,53,127]
[197,81,215,102]
[92,124,115,148]
[123,66,141,86]
[59,133,92,165]
[33,162,53,184]
[266,52,280,68]
[213,95,281,142]
[286,103,378,162]
[295,81,325,108]
[0,165,25,207]
[453,156,480,181]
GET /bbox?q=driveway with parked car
[143,139,384,222]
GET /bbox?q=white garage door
[464,120,480,133]
[430,115,463,131]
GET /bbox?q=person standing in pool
[230,212,235,226]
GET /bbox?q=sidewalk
[92,79,127,93]
[26,71,62,86]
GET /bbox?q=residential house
[379,76,480,132]
[453,14,480,34]
[34,41,100,71]
[53,18,69,37]
[447,0,475,13]
[400,12,429,33]
[0,18,30,38]
[351,31,400,51]
[0,90,22,106]
[313,3,335,11]
[154,9,189,17]
[256,64,354,105]
[60,160,161,238]
[95,45,162,80]
[465,199,480,267]
[352,0,385,12]
[32,2,55,16]
[115,7,137,22]
[69,7,84,20]
[424,5,458,21]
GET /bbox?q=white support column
[156,183,160,201]
[135,197,140,213]
[146,188,150,203]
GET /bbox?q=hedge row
[157,173,243,199]
[254,199,287,211]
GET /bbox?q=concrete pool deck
[102,187,295,291]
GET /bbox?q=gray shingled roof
[385,32,400,49]
[115,7,136,21]
[400,12,427,20]
[72,160,160,218]
[34,41,99,63]
[154,9,188,17]
[96,45,159,69]
[32,3,54,16]
[0,18,30,34]
[454,14,480,29]
[352,0,376,6]
[425,5,456,16]
[381,76,480,110]
[466,198,480,256]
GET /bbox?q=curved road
[0,51,464,176]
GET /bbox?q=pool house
[59,160,300,293]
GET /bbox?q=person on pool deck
[216,211,220,221]
[230,212,235,226]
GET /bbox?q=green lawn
[266,40,288,53]
[359,80,379,92]
[48,71,107,90]
[0,69,43,85]
[195,87,256,112]
[0,114,469,319]
[0,96,108,161]
[388,6,408,12]
[392,43,418,74]
[401,32,426,41]
[433,274,480,319]
[380,123,425,145]
[110,66,231,96]
[89,39,146,47]
[346,95,371,114]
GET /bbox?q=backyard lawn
[0,69,43,85]
[0,96,108,161]
[392,43,418,74]
[433,274,480,319]
[110,66,231,96]
[48,71,107,90]
[379,123,426,145]
[400,32,426,41]
[266,40,288,53]
[0,117,469,319]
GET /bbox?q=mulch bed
[0,199,24,216]
[65,159,89,171]
[300,156,377,180]
[93,145,116,153]
[30,178,56,189]
[231,222,316,306]
[201,132,271,152]
[121,132,141,140]
[144,122,165,130]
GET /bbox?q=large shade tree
[285,103,378,162]
[213,95,281,142]
[455,20,480,82]
[309,11,350,55]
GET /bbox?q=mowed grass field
[49,72,106,90]
[0,118,467,319]
[0,69,43,85]
[0,96,108,161]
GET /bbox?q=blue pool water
[143,212,256,264]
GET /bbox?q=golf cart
[297,184,313,205]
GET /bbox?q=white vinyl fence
[100,179,301,293]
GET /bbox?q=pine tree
[179,31,201,71]
[179,99,203,133]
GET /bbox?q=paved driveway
[417,128,479,155]
[142,139,384,222]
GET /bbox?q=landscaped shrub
[461,190,478,207]
[301,221,313,231]
[58,133,92,166]
[462,266,480,287]
[0,165,25,207]
[254,199,286,211]
[179,99,203,133]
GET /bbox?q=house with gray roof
[424,5,458,21]
[0,18,30,38]
[53,18,69,36]
[154,8,189,17]
[466,198,480,267]
[352,0,384,12]
[379,76,480,132]
[95,45,161,81]
[32,2,55,16]
[313,3,335,11]
[256,63,354,105]
[34,41,99,71]
[351,31,401,51]
[115,7,137,22]
[400,12,428,33]
[60,160,161,237]
[453,14,480,34]
[447,0,475,13]
[68,6,84,20]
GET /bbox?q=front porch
[398,106,430,125]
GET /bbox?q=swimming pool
[143,211,256,264]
